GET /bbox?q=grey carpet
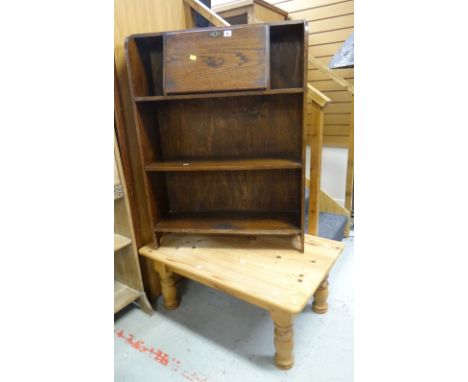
[305,192,348,242]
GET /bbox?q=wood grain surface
[138,94,302,161]
[145,158,302,171]
[165,25,269,94]
[154,212,301,235]
[161,169,301,213]
[134,87,302,101]
[139,233,344,313]
[270,23,304,89]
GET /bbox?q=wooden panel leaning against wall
[114,0,188,302]
[266,0,354,148]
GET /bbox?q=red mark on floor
[115,328,209,382]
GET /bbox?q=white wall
[306,146,348,207]
[320,147,348,206]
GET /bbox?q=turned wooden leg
[312,276,329,314]
[270,310,295,370]
[154,262,178,310]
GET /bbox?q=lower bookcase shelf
[114,233,132,252]
[154,212,301,235]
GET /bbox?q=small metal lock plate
[209,31,221,38]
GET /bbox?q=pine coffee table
[139,233,344,369]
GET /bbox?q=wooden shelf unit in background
[126,21,308,251]
[114,133,153,315]
[213,0,287,25]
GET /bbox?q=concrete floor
[115,235,353,382]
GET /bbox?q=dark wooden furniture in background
[125,21,307,251]
[212,0,287,25]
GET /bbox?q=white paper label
[223,30,232,37]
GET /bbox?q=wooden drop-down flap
[164,25,269,94]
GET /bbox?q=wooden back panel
[270,23,304,89]
[137,94,302,161]
[163,170,301,213]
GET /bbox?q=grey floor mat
[305,194,348,241]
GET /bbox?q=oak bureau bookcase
[125,21,307,251]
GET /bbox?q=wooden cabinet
[212,0,288,25]
[125,21,307,251]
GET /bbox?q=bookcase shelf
[134,88,303,102]
[114,233,132,251]
[145,158,302,172]
[114,281,140,313]
[126,21,307,251]
[154,212,301,236]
